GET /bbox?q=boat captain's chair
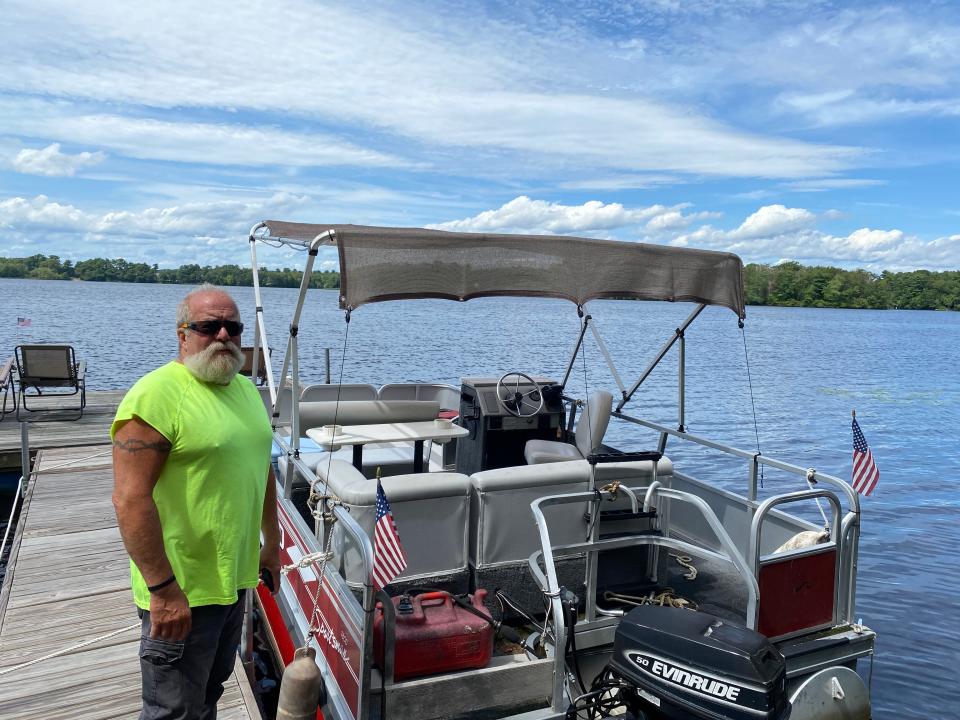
[524,390,612,465]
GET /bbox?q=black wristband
[147,575,177,593]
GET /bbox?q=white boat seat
[469,454,675,568]
[301,383,378,402]
[318,459,471,587]
[524,390,612,464]
[469,460,594,570]
[378,383,460,416]
[468,456,673,607]
[299,399,440,428]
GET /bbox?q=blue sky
[1,0,958,273]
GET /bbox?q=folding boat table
[305,420,469,473]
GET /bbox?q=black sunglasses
[179,320,244,336]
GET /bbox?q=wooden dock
[0,390,126,471]
[0,392,262,719]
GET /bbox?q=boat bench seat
[317,459,471,592]
[467,457,673,606]
[298,399,440,428]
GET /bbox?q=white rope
[35,448,113,473]
[672,554,698,581]
[0,622,140,676]
[806,468,831,530]
[282,550,333,574]
[0,476,24,560]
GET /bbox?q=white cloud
[559,174,680,190]
[669,208,960,271]
[0,192,309,251]
[431,198,960,271]
[0,101,411,169]
[730,205,816,239]
[0,194,91,230]
[783,178,885,192]
[429,196,694,235]
[776,93,960,127]
[0,0,865,178]
[12,143,105,176]
[842,228,904,252]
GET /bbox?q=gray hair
[176,283,229,330]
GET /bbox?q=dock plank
[0,390,125,465]
[0,439,262,718]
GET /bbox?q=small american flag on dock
[851,414,880,496]
[16,317,31,327]
[372,480,407,589]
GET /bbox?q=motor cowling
[608,605,790,720]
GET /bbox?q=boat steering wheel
[496,372,544,418]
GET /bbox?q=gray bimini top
[258,221,746,319]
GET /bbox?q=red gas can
[373,590,494,681]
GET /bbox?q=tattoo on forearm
[114,437,171,454]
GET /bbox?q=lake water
[2,277,958,718]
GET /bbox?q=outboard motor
[574,605,790,720]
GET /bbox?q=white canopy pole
[617,303,705,413]
[588,318,626,395]
[247,223,276,405]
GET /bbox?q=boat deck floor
[0,442,261,719]
[597,548,747,625]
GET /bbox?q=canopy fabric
[260,222,746,318]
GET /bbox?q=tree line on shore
[2,253,958,310]
[0,254,339,290]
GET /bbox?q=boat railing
[612,411,862,627]
[528,484,759,713]
[612,411,860,510]
[273,442,377,720]
[749,489,843,641]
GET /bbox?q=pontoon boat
[243,222,875,720]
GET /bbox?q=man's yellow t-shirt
[111,361,273,609]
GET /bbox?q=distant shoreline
[2,254,958,311]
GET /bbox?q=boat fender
[276,646,325,720]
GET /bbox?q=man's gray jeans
[138,591,246,720]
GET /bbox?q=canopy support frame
[616,303,705,414]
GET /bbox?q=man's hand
[260,543,281,595]
[260,465,281,595]
[148,582,192,640]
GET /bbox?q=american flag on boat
[373,480,407,589]
[851,415,880,496]
[16,317,31,327]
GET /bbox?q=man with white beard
[111,284,279,720]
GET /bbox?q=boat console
[455,376,565,474]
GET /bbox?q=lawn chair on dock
[14,344,87,421]
[0,356,16,420]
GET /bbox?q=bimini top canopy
[258,221,746,319]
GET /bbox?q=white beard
[183,340,244,385]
